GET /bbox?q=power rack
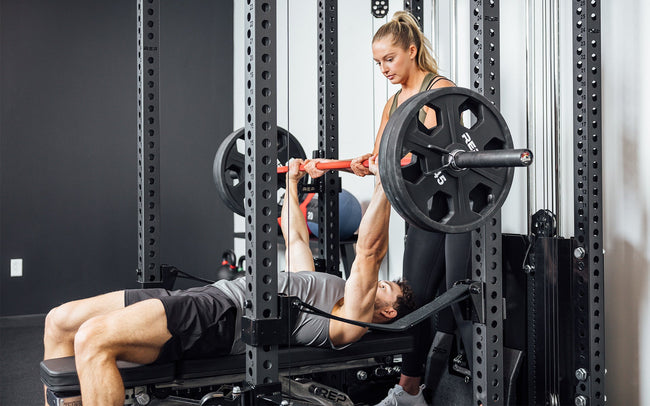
[133,1,606,404]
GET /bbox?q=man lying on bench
[42,155,416,406]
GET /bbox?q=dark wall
[0,0,234,316]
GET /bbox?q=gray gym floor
[0,316,194,406]
[0,316,199,406]
[1,314,46,406]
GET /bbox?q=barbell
[213,87,533,233]
[276,150,530,174]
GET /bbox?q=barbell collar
[448,148,533,170]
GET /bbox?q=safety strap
[291,281,473,332]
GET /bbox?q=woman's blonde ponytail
[373,11,438,75]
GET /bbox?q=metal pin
[135,391,151,405]
[574,247,586,259]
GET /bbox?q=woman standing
[305,11,471,406]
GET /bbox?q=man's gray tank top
[212,271,346,354]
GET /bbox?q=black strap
[291,282,472,332]
[426,75,455,90]
[424,74,439,90]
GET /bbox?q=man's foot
[374,384,427,406]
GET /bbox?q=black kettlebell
[216,250,237,281]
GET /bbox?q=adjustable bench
[41,331,414,406]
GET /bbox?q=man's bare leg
[74,298,171,406]
[43,291,125,405]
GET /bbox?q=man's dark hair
[392,278,416,320]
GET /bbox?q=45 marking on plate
[434,171,447,186]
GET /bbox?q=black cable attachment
[160,264,216,289]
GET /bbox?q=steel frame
[137,0,162,287]
[134,1,606,404]
[317,0,342,276]
[572,1,605,405]
[404,0,424,27]
[469,1,504,405]
[135,0,284,393]
[242,0,281,394]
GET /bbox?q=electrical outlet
[10,258,23,277]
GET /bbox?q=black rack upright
[469,1,505,405]
[572,1,605,405]
[137,0,162,287]
[242,0,281,398]
[404,0,424,27]
[317,0,342,276]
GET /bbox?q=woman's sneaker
[374,384,427,406]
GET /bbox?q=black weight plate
[213,127,307,216]
[379,87,514,233]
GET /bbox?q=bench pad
[41,331,414,392]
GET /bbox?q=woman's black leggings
[400,226,472,378]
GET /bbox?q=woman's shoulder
[383,92,399,114]
[427,74,455,89]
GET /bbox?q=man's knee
[44,304,76,343]
[74,316,115,363]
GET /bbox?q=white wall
[601,1,650,404]
[233,1,650,403]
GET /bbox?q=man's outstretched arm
[330,155,391,344]
[352,164,391,283]
[280,159,314,272]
